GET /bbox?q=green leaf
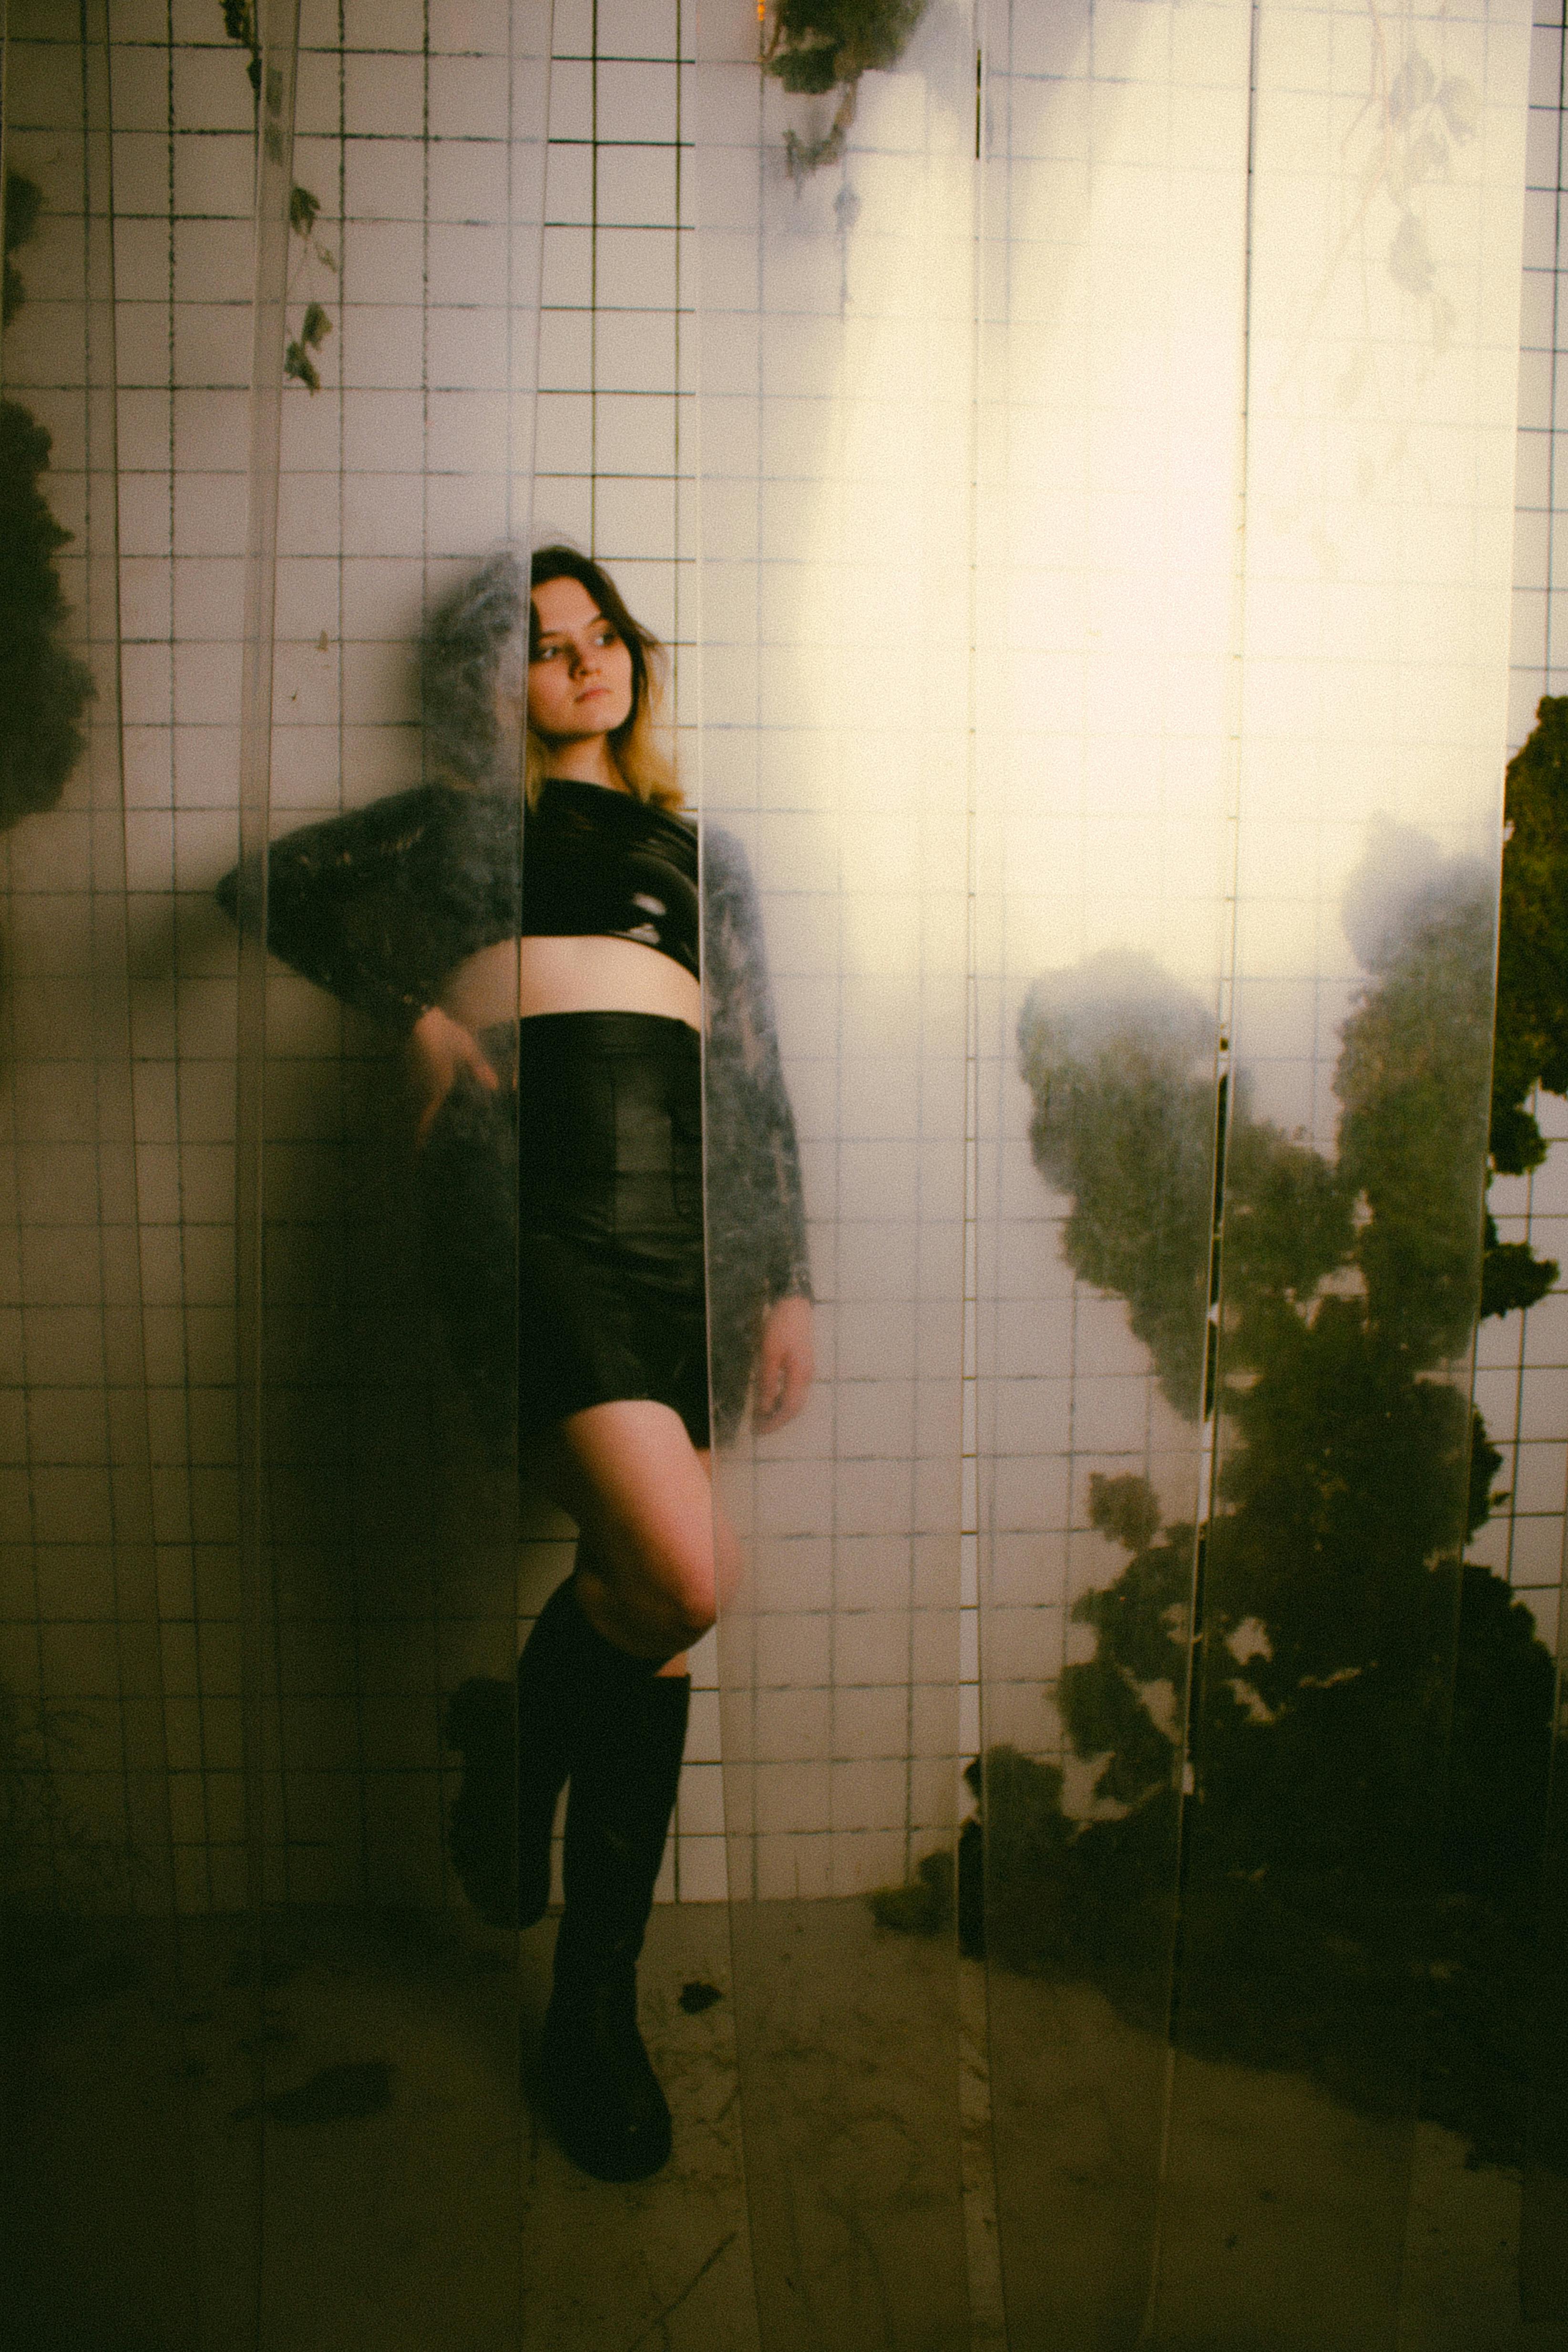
[289,184,320,236]
[299,301,332,349]
[283,340,321,393]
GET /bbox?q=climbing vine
[217,3,337,391]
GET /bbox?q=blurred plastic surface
[695,3,976,2342]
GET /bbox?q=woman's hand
[407,1004,499,1148]
[752,1293,814,1434]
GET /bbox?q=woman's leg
[527,1396,740,1664]
[519,1398,736,2179]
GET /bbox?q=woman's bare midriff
[440,934,702,1033]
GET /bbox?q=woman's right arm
[217,783,471,1034]
[217,783,514,1138]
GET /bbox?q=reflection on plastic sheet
[697,2,974,2344]
[1,8,209,2343]
[0,0,1563,2342]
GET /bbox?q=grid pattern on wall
[3,0,1561,1918]
[94,0,725,1912]
[1476,0,1568,1663]
[0,4,177,1920]
[968,0,1250,1803]
[692,4,974,1901]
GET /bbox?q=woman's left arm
[703,826,815,1431]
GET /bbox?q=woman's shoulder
[699,820,758,896]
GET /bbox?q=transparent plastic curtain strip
[694,7,977,2345]
[974,0,1535,2346]
[0,4,205,2346]
[971,1,1248,2342]
[1152,0,1531,2342]
[236,3,552,2341]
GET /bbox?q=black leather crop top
[217,776,697,1034]
[525,776,698,980]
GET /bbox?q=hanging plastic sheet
[1522,1597,1568,2321]
[695,6,976,2343]
[970,3,1250,2342]
[1144,0,1532,2345]
[234,2,552,2338]
[0,4,205,2343]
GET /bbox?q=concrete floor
[2,1899,1564,2352]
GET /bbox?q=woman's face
[525,576,635,745]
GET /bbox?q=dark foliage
[1017,956,1353,1419]
[1491,696,1568,1165]
[0,387,95,827]
[1480,1212,1557,1319]
[1476,695,1568,1309]
[878,828,1560,2168]
[3,170,44,328]
[768,0,930,92]
[766,0,933,174]
[0,170,95,828]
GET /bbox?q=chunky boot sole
[538,1978,672,2182]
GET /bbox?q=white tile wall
[96,0,715,1912]
[691,1,976,1900]
[0,2,176,1917]
[3,0,1560,1917]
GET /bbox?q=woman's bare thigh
[524,1398,738,1665]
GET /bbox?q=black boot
[443,1571,583,1930]
[538,1663,690,2183]
[513,1573,583,1925]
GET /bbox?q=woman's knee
[653,1486,741,1642]
[615,1526,717,1648]
[545,1401,737,1651]
[571,1498,717,1650]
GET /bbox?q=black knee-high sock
[517,1553,674,1926]
[445,1553,638,1930]
[552,1668,690,1984]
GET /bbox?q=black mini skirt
[417,1010,711,1452]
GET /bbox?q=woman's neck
[540,738,627,792]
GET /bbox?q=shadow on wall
[882,713,1568,2180]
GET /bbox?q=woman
[219,546,813,2183]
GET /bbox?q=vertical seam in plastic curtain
[235,8,299,2324]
